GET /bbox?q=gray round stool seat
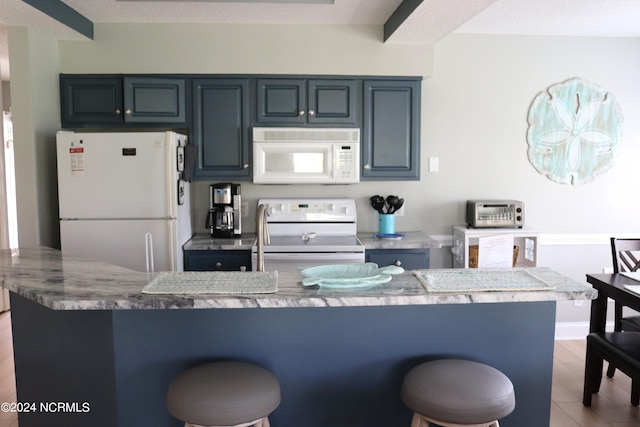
[167,361,281,427]
[401,359,515,427]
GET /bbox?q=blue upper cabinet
[362,79,421,180]
[122,77,186,123]
[255,78,359,126]
[192,78,251,180]
[60,75,187,127]
[59,74,422,182]
[60,76,124,125]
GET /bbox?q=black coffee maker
[206,183,241,237]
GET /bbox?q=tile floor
[0,310,638,426]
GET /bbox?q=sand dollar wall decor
[526,77,623,185]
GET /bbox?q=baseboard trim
[555,321,614,340]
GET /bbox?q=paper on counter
[478,234,514,269]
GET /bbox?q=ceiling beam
[384,0,423,42]
[21,0,93,39]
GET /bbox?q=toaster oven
[466,200,524,228]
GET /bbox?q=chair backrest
[611,237,640,273]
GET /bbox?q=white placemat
[142,271,278,294]
[414,269,555,293]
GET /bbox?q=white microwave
[252,127,360,184]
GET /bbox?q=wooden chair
[583,332,640,406]
[607,238,640,378]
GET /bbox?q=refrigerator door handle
[145,232,155,273]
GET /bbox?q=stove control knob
[328,203,336,211]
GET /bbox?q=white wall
[8,27,60,247]
[423,35,640,235]
[59,23,434,76]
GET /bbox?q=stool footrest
[412,413,499,427]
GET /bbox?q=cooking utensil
[393,198,404,214]
[386,195,400,214]
[370,195,385,214]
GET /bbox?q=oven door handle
[250,251,366,272]
[256,252,364,259]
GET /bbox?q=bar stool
[167,361,281,427]
[401,359,515,427]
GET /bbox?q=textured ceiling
[456,0,640,38]
[0,0,640,81]
[65,0,403,26]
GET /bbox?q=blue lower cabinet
[184,250,251,271]
[365,249,429,270]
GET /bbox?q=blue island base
[10,293,556,427]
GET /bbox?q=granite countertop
[1,246,596,311]
[183,234,256,250]
[184,231,441,251]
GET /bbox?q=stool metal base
[186,416,270,427]
[411,413,499,427]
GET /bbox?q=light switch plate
[428,157,439,172]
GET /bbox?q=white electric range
[251,198,365,271]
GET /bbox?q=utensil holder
[379,214,395,235]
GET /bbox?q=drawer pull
[394,260,402,267]
[215,262,222,269]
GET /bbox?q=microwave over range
[252,127,360,184]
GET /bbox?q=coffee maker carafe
[206,183,241,238]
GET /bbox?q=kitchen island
[2,247,595,427]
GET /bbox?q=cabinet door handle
[298,110,305,116]
[115,109,121,115]
[308,110,315,116]
[394,260,402,267]
[364,164,371,170]
[243,164,249,169]
[125,109,132,115]
[215,262,222,269]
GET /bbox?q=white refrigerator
[56,131,192,272]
